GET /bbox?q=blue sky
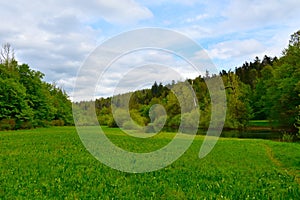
[0,0,299,100]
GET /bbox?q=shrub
[112,109,129,127]
[98,114,111,126]
[166,114,181,130]
[51,119,65,126]
[19,121,33,129]
[32,119,51,128]
[107,117,118,128]
[130,109,148,126]
[281,131,297,142]
[0,119,16,130]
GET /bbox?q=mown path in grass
[0,127,299,199]
[263,141,300,184]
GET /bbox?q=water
[221,130,281,139]
[162,127,282,140]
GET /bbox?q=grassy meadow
[0,126,299,199]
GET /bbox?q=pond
[221,130,281,139]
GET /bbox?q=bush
[19,121,33,129]
[112,109,129,127]
[0,119,16,130]
[107,117,118,128]
[167,114,181,129]
[98,114,111,126]
[281,131,297,142]
[130,109,148,126]
[32,120,51,128]
[51,119,65,126]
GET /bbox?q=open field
[1,127,299,199]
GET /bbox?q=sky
[0,0,299,100]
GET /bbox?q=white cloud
[0,0,153,99]
[1,0,300,100]
[185,14,209,23]
[202,39,269,69]
[173,0,300,70]
[73,48,200,100]
[67,0,153,24]
[138,0,200,6]
[176,25,212,40]
[220,0,300,31]
[208,39,264,60]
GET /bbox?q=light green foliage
[281,132,296,142]
[130,109,148,126]
[223,73,252,129]
[165,92,181,117]
[112,108,130,127]
[0,127,299,199]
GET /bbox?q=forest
[0,44,73,130]
[74,31,300,137]
[1,31,300,137]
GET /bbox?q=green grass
[248,120,270,127]
[0,127,299,199]
[248,120,280,128]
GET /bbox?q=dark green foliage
[0,77,33,123]
[229,30,300,131]
[0,49,73,130]
[260,31,300,130]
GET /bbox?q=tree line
[0,44,73,130]
[75,31,300,135]
[1,31,299,134]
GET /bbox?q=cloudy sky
[1,0,299,100]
